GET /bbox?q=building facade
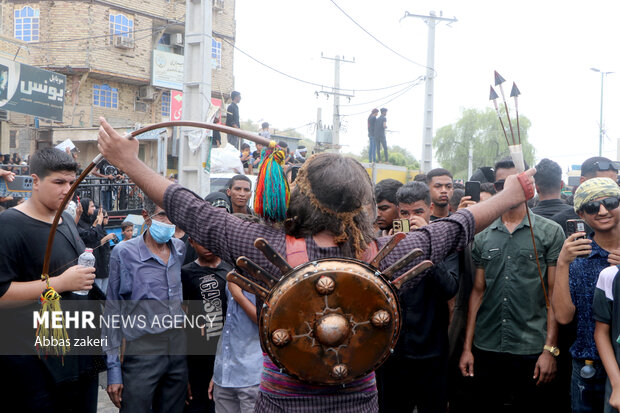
[0,0,236,171]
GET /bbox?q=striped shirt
[163,184,475,405]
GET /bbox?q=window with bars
[109,13,134,38]
[211,38,222,69]
[161,91,170,117]
[14,6,40,42]
[93,84,118,109]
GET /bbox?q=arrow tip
[510,82,521,97]
[494,71,506,86]
[489,86,499,100]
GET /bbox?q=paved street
[97,372,117,413]
[97,387,117,413]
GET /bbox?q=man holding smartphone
[552,156,620,236]
[552,177,620,413]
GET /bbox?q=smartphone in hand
[392,219,410,233]
[465,181,481,203]
[566,219,586,240]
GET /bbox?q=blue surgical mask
[149,219,176,244]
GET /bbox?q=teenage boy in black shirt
[182,238,231,413]
[0,148,99,412]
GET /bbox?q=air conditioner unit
[213,0,225,11]
[114,36,134,49]
[171,33,183,47]
[138,86,156,101]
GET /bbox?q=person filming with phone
[552,177,620,413]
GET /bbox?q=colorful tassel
[36,286,70,358]
[253,141,290,221]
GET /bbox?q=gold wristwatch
[543,345,560,357]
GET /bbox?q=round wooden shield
[259,258,401,385]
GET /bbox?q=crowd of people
[2,123,620,413]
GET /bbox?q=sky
[233,0,620,173]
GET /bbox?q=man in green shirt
[459,157,565,413]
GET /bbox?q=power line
[20,20,420,94]
[276,122,316,135]
[328,0,434,74]
[23,24,172,48]
[221,37,423,93]
[340,76,424,107]
[340,78,423,117]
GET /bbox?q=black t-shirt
[98,159,118,190]
[368,114,377,137]
[0,208,104,383]
[225,102,239,128]
[0,209,85,297]
[532,199,573,219]
[551,207,593,237]
[374,115,386,139]
[181,260,231,354]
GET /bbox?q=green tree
[433,108,535,180]
[359,145,420,170]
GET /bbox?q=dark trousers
[554,322,577,413]
[376,136,388,162]
[0,355,98,413]
[121,330,188,413]
[184,355,216,413]
[571,359,606,413]
[376,354,448,413]
[471,347,554,413]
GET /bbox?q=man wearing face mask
[103,196,187,413]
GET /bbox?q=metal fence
[75,176,144,212]
[0,163,29,175]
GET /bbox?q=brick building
[0,0,236,171]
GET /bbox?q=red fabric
[285,235,378,266]
[285,236,309,267]
[517,172,535,200]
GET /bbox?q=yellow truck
[362,163,416,184]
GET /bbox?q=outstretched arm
[466,167,535,233]
[97,117,171,207]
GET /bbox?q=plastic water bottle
[580,359,596,379]
[73,248,95,295]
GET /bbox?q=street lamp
[591,68,614,156]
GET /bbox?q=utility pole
[468,140,473,179]
[316,107,322,143]
[591,68,614,156]
[317,54,354,151]
[179,0,212,196]
[402,11,456,173]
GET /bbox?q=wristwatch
[543,345,560,357]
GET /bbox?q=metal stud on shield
[226,236,434,385]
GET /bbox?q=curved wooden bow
[41,121,272,282]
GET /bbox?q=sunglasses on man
[580,197,620,215]
[589,161,620,173]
